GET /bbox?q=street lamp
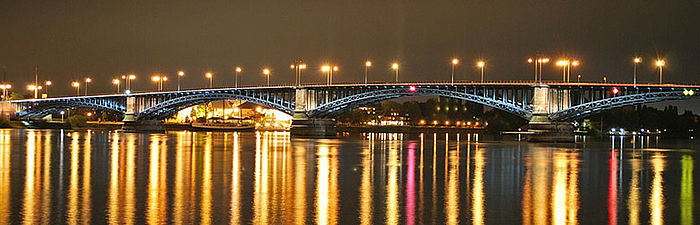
[112,79,120,93]
[391,63,399,82]
[556,60,569,82]
[570,60,580,83]
[332,66,338,84]
[235,67,242,88]
[44,80,52,97]
[451,58,459,84]
[205,72,213,88]
[177,70,185,91]
[532,58,550,82]
[322,65,331,85]
[299,64,306,85]
[633,57,642,87]
[152,75,167,91]
[72,81,80,96]
[364,60,372,85]
[84,78,92,96]
[476,61,485,82]
[656,59,665,84]
[262,68,270,86]
[0,84,11,101]
[290,62,306,86]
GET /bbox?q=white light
[125,89,131,94]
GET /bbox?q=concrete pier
[527,86,574,142]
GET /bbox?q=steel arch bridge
[7,82,700,123]
[303,84,532,119]
[12,95,125,119]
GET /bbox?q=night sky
[1,0,698,98]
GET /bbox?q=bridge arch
[549,91,694,121]
[306,87,531,119]
[15,98,125,119]
[136,92,294,120]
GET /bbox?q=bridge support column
[527,86,573,142]
[121,96,164,132]
[290,88,336,137]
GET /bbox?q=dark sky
[1,0,698,97]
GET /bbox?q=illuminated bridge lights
[611,87,619,95]
[682,89,695,96]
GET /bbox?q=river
[0,129,697,224]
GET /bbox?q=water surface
[0,129,697,224]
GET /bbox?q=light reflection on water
[0,129,696,224]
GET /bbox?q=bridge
[7,82,700,137]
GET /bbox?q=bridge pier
[527,86,574,142]
[121,96,165,132]
[290,88,336,137]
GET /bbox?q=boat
[191,117,255,131]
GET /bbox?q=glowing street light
[570,60,580,83]
[322,65,331,85]
[112,79,120,93]
[122,74,136,92]
[476,61,485,82]
[177,70,185,91]
[656,59,665,84]
[44,80,52,97]
[391,63,399,82]
[235,67,242,88]
[262,68,270,86]
[72,81,80,96]
[633,57,642,87]
[205,72,213,88]
[27,84,42,99]
[290,62,306,86]
[84,78,92,96]
[556,60,569,82]
[364,60,372,85]
[530,57,550,82]
[451,58,459,84]
[0,84,11,101]
[151,75,167,91]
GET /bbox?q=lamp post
[262,68,270,86]
[206,72,213,88]
[0,84,10,101]
[322,65,330,85]
[122,74,136,92]
[112,79,120,93]
[44,81,52,97]
[364,60,371,85]
[72,81,80,96]
[476,61,485,82]
[391,63,399,82]
[577,74,581,83]
[290,63,305,86]
[570,60,579,83]
[235,67,242,88]
[60,110,65,122]
[27,85,41,99]
[633,57,641,87]
[656,59,664,84]
[451,58,459,84]
[299,64,306,86]
[152,75,167,91]
[332,66,338,84]
[556,60,569,82]
[84,78,92,96]
[177,70,184,91]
